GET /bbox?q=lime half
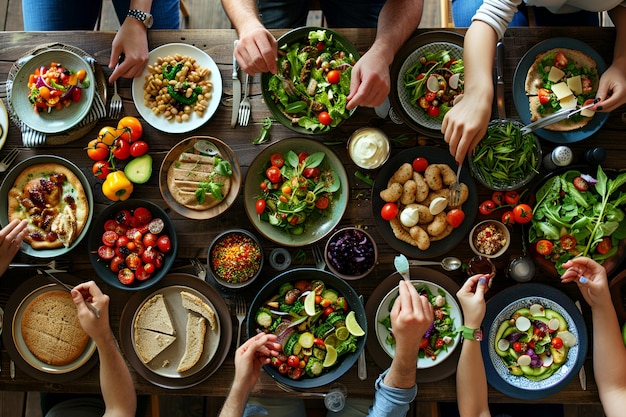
[345,311,365,337]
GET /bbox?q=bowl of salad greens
[243,137,348,246]
[247,268,367,388]
[528,166,626,277]
[261,27,360,134]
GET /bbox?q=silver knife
[357,295,367,381]
[39,269,101,318]
[575,300,587,390]
[231,40,241,128]
[520,100,596,135]
[10,359,15,380]
[495,41,506,119]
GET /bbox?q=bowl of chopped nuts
[469,220,510,259]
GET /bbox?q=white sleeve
[472,0,525,39]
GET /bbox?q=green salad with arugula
[267,29,357,132]
[529,167,626,274]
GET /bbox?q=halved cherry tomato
[479,200,496,215]
[118,268,135,285]
[135,265,151,281]
[92,160,110,179]
[381,202,399,221]
[504,190,520,205]
[446,208,465,228]
[130,140,149,157]
[538,88,552,105]
[597,236,613,255]
[536,239,553,256]
[412,157,429,172]
[554,51,568,69]
[142,232,158,248]
[125,253,142,270]
[501,210,515,226]
[560,234,577,251]
[298,152,309,164]
[303,167,321,179]
[255,199,266,214]
[102,230,118,247]
[110,256,125,273]
[582,77,592,93]
[144,262,156,274]
[424,91,437,102]
[573,176,589,192]
[317,111,332,126]
[327,70,341,84]
[551,337,564,349]
[117,116,143,142]
[512,203,533,224]
[87,139,110,161]
[315,195,330,210]
[115,209,133,225]
[270,153,285,168]
[97,245,115,260]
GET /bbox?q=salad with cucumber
[494,302,577,381]
[254,279,364,380]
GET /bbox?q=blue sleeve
[365,370,417,417]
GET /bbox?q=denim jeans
[22,0,180,30]
[257,0,385,28]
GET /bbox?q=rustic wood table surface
[0,27,624,407]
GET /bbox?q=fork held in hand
[0,148,19,172]
[238,74,251,126]
[235,296,247,347]
[109,80,122,118]
[448,163,463,208]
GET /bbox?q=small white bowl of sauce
[347,127,390,169]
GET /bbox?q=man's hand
[235,24,278,75]
[347,51,391,110]
[109,19,150,83]
[233,333,281,394]
[71,281,111,344]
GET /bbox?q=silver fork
[0,148,19,172]
[238,74,250,126]
[109,80,122,118]
[190,258,207,280]
[312,245,326,270]
[448,162,463,208]
[235,296,246,347]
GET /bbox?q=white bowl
[469,220,511,259]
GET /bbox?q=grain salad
[473,223,507,256]
[210,232,262,284]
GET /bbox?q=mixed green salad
[267,29,357,132]
[529,167,626,274]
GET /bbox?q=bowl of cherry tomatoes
[88,199,178,290]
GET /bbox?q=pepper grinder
[584,147,607,165]
[543,146,573,170]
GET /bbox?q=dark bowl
[260,26,360,135]
[246,268,367,388]
[88,199,178,291]
[324,227,378,280]
[207,228,264,289]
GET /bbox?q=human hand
[456,275,488,328]
[108,19,150,83]
[233,333,281,394]
[0,219,28,277]
[234,24,278,75]
[346,51,390,110]
[594,61,626,113]
[441,93,492,164]
[390,280,434,362]
[560,257,611,308]
[71,281,111,344]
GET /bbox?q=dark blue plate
[512,37,609,143]
[482,283,588,400]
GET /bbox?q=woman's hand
[0,219,28,277]
[560,257,611,308]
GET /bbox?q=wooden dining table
[0,26,624,410]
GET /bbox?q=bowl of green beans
[468,119,542,191]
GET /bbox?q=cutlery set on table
[231,40,251,128]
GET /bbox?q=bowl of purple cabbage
[324,227,377,280]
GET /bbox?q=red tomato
[110,256,125,273]
[127,228,143,242]
[427,105,440,117]
[130,140,149,157]
[479,200,496,215]
[538,88,552,105]
[419,338,429,349]
[327,70,341,84]
[381,202,399,221]
[97,245,115,260]
[512,203,533,224]
[554,51,568,69]
[117,116,143,142]
[504,190,520,205]
[92,160,110,179]
[298,152,309,164]
[71,87,82,102]
[536,239,553,256]
[133,207,153,224]
[116,235,130,248]
[491,191,504,206]
[115,209,133,225]
[270,153,285,168]
[102,230,118,247]
[118,268,135,285]
[501,210,515,226]
[573,176,589,192]
[288,367,303,380]
[278,363,289,375]
[255,199,266,214]
[446,208,465,228]
[141,246,159,264]
[424,91,437,102]
[551,337,564,349]
[135,265,151,281]
[324,306,334,317]
[513,342,523,352]
[560,234,577,251]
[143,232,158,248]
[315,195,330,210]
[597,236,613,255]
[303,167,321,178]
[112,138,131,160]
[317,111,332,126]
[316,41,325,52]
[157,235,171,253]
[104,219,119,231]
[287,355,300,368]
[412,157,429,172]
[144,262,156,274]
[582,77,592,93]
[87,139,110,161]
[266,166,282,183]
[125,253,142,270]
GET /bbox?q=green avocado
[545,309,567,332]
[124,154,153,184]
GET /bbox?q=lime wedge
[335,326,349,341]
[323,345,337,367]
[324,334,338,348]
[304,291,317,316]
[345,311,365,337]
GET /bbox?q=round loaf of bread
[21,290,89,366]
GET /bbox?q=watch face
[144,14,154,28]
[474,329,484,341]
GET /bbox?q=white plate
[375,279,462,369]
[0,100,8,150]
[132,43,223,133]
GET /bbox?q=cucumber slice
[124,154,153,184]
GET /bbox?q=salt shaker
[543,146,573,170]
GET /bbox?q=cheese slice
[548,66,565,83]
[566,75,582,95]
[560,95,578,110]
[552,82,573,101]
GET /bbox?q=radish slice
[497,338,510,351]
[529,303,545,317]
[426,75,439,92]
[517,354,532,366]
[515,316,531,331]
[557,331,578,347]
[453,93,464,105]
[547,318,560,331]
[541,353,554,367]
[449,73,460,90]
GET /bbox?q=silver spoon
[408,256,462,271]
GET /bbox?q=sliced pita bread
[134,294,176,335]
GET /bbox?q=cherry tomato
[501,210,515,226]
[324,306,334,317]
[112,138,131,160]
[72,87,82,102]
[116,235,130,248]
[255,199,266,214]
[551,337,564,349]
[102,230,118,247]
[479,200,496,216]
[135,265,151,281]
[278,363,289,375]
[130,140,149,157]
[288,367,303,380]
[513,342,523,352]
[327,69,341,84]
[419,338,429,349]
[316,41,325,52]
[315,195,330,210]
[270,153,285,168]
[560,234,577,251]
[142,232,158,248]
[381,202,399,221]
[412,157,429,172]
[98,126,120,146]
[125,253,142,270]
[504,190,520,205]
[110,256,125,273]
[573,176,589,192]
[118,268,135,285]
[536,239,553,256]
[303,167,321,178]
[87,139,110,161]
[157,235,171,253]
[581,77,593,93]
[144,262,156,274]
[538,88,552,105]
[97,245,115,260]
[92,160,110,179]
[554,51,568,69]
[597,236,613,255]
[317,111,332,126]
[512,203,533,224]
[424,91,437,102]
[117,116,143,142]
[287,355,300,368]
[446,208,465,228]
[115,209,133,225]
[266,166,282,183]
[491,191,504,206]
[133,207,153,224]
[427,105,440,117]
[298,152,309,164]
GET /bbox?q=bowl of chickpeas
[132,43,223,133]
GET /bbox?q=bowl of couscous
[207,229,263,289]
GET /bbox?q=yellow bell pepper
[102,171,133,201]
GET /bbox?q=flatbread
[167,152,231,211]
[7,163,88,249]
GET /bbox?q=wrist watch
[459,325,484,342]
[127,9,153,28]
